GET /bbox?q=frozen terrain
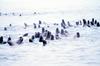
[0,9,100,66]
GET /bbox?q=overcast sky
[0,0,100,11]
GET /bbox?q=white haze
[0,0,100,12]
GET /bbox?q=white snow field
[0,10,100,66]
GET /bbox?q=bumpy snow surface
[0,12,100,66]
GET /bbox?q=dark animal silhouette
[47,26,49,28]
[9,24,12,27]
[34,12,36,14]
[91,22,94,26]
[29,39,33,42]
[33,23,37,29]
[24,23,28,29]
[2,42,7,44]
[54,23,59,26]
[97,22,100,27]
[95,20,97,24]
[76,22,79,26]
[88,20,90,24]
[31,35,35,40]
[4,27,7,31]
[76,32,80,38]
[56,28,60,35]
[43,30,48,37]
[61,19,66,29]
[87,20,90,27]
[42,27,45,33]
[16,37,23,44]
[67,22,72,27]
[29,35,34,42]
[8,41,13,46]
[42,40,47,46]
[55,28,60,39]
[61,29,65,35]
[92,18,94,23]
[23,33,28,37]
[38,24,40,28]
[7,37,13,46]
[8,37,11,41]
[19,14,22,16]
[35,32,40,38]
[39,20,42,24]
[51,35,54,40]
[80,21,82,25]
[83,19,87,27]
[0,36,3,43]
[46,31,51,40]
[39,36,44,42]
[55,34,60,39]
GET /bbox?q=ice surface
[0,9,100,66]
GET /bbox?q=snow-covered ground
[0,10,100,66]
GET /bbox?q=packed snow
[0,10,100,66]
